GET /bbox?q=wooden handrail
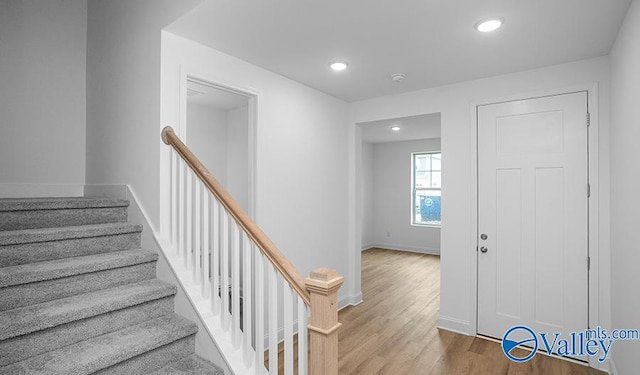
[162,126,311,305]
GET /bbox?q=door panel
[477,92,588,360]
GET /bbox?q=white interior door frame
[178,64,259,219]
[160,64,261,239]
[469,83,602,369]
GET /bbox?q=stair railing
[161,126,343,375]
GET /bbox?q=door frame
[469,84,602,369]
[160,63,261,236]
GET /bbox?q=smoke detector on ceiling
[391,73,406,82]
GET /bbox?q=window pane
[414,190,441,225]
[431,171,441,188]
[412,152,441,226]
[415,171,430,188]
[431,154,441,171]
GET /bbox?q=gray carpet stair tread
[151,354,225,375]
[0,222,142,245]
[0,249,157,287]
[0,197,129,212]
[0,279,177,340]
[2,314,198,375]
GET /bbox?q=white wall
[350,56,611,349]
[85,0,203,227]
[370,139,441,254]
[0,0,87,195]
[361,142,374,249]
[161,33,355,306]
[186,102,229,186]
[610,1,640,373]
[227,106,250,212]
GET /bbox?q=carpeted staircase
[0,197,224,374]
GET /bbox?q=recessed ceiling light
[475,18,504,33]
[391,126,401,132]
[329,61,349,72]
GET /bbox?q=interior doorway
[357,113,442,255]
[184,78,255,215]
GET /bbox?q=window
[412,152,441,226]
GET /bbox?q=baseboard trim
[607,355,617,375]
[361,242,375,251]
[0,183,84,198]
[339,292,363,310]
[438,315,473,336]
[366,242,440,255]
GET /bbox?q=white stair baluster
[194,181,201,283]
[268,265,278,374]
[170,150,178,246]
[202,193,210,298]
[297,297,308,375]
[178,160,185,260]
[221,211,230,329]
[211,199,221,315]
[242,234,254,368]
[231,220,241,348]
[283,284,294,375]
[255,254,265,375]
[186,170,193,270]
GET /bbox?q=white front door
[477,92,589,359]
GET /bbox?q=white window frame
[411,151,441,227]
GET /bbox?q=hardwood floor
[337,248,605,375]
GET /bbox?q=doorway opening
[357,112,442,255]
[184,77,255,216]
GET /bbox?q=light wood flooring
[337,248,605,375]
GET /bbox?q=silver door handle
[480,246,488,253]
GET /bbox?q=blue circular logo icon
[502,325,538,362]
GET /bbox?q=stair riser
[0,232,141,267]
[0,296,175,366]
[0,207,128,231]
[0,262,156,311]
[95,335,196,375]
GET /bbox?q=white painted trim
[347,115,363,316]
[366,242,440,255]
[470,83,602,369]
[438,316,473,336]
[177,64,260,220]
[123,184,236,374]
[0,183,84,198]
[608,356,617,375]
[360,242,375,251]
[339,292,363,310]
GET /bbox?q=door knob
[480,246,488,253]
[480,233,488,240]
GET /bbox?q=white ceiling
[167,0,631,103]
[360,113,441,144]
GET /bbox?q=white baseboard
[366,242,440,255]
[0,183,84,198]
[438,315,473,336]
[607,356,617,375]
[361,242,375,251]
[339,292,363,310]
